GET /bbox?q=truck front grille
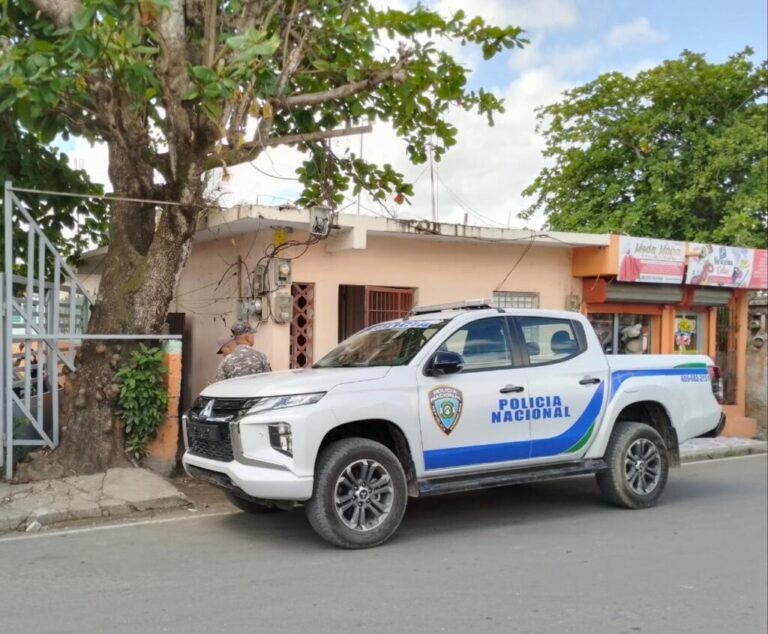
[187,424,234,462]
[185,397,255,462]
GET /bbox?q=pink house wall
[176,231,580,404]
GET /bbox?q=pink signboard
[685,244,768,289]
[750,249,768,289]
[617,236,686,284]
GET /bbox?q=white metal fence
[2,182,182,479]
[2,182,95,478]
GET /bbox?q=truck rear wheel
[597,422,669,509]
[305,438,408,549]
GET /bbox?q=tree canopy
[0,114,106,273]
[1,0,525,208]
[0,0,526,477]
[522,50,768,248]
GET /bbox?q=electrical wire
[435,172,507,228]
[493,231,537,291]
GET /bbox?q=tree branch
[28,0,81,29]
[208,125,372,170]
[237,0,274,34]
[202,0,217,67]
[153,0,195,179]
[271,58,410,110]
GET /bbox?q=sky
[63,0,768,230]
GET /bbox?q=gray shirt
[215,345,271,382]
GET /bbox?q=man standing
[214,322,271,382]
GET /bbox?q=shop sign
[618,236,686,284]
[685,244,768,289]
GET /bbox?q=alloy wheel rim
[334,459,394,532]
[624,438,662,495]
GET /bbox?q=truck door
[509,315,609,462]
[417,316,532,475]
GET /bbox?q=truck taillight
[709,365,723,404]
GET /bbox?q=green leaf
[71,5,96,31]
[190,66,217,83]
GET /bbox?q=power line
[435,173,507,228]
[9,186,209,209]
[493,231,537,291]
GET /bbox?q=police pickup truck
[183,301,725,549]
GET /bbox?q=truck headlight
[247,392,325,414]
[268,423,293,456]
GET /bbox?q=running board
[417,460,608,497]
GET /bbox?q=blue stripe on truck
[610,368,708,401]
[422,367,710,471]
[423,383,604,470]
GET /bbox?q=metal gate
[2,181,94,478]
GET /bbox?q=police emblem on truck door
[429,387,463,435]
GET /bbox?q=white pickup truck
[183,301,725,548]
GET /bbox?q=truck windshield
[314,320,449,368]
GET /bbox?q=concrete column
[145,340,182,476]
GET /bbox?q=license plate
[189,422,222,442]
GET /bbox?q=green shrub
[116,344,168,460]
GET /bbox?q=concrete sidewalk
[679,437,767,462]
[0,468,188,533]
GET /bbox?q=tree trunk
[16,144,204,480]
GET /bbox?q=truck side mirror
[428,351,464,376]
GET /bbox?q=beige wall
[176,230,581,403]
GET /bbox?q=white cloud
[434,0,578,30]
[606,18,665,48]
[209,62,571,231]
[622,57,660,78]
[67,137,110,188]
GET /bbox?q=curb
[680,442,767,463]
[0,468,190,534]
[0,493,189,534]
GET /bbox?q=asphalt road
[1,456,765,634]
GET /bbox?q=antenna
[428,143,437,222]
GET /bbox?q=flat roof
[194,204,611,250]
[79,204,611,267]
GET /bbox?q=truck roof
[402,306,584,322]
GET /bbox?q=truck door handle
[500,385,525,394]
[579,377,601,385]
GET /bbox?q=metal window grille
[492,291,539,309]
[364,287,415,327]
[290,283,315,369]
[715,305,737,404]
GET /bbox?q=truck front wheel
[597,422,669,509]
[305,438,408,549]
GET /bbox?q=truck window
[315,319,448,368]
[517,316,583,365]
[440,317,512,371]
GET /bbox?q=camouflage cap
[231,320,255,336]
[216,334,236,354]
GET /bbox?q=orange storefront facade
[573,235,768,436]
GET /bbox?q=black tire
[597,422,669,509]
[305,438,408,549]
[224,490,282,514]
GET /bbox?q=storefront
[573,235,768,436]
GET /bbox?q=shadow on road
[209,468,744,551]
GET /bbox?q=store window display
[588,313,653,354]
